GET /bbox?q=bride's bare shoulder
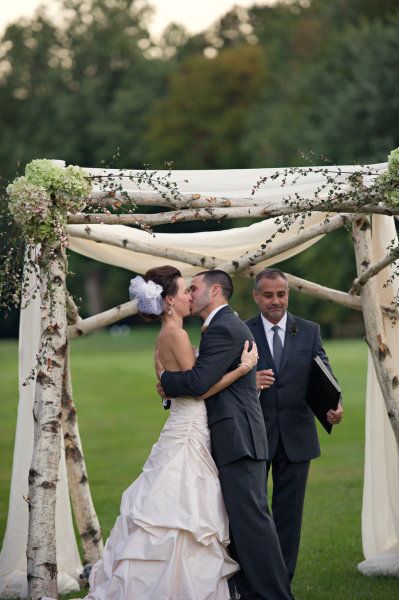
[157,326,194,370]
[158,326,191,346]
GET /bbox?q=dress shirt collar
[260,311,287,335]
[203,304,229,328]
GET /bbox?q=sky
[0,1,270,38]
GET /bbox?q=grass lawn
[0,330,398,599]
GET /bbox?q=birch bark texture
[61,344,104,564]
[27,246,67,600]
[352,216,399,445]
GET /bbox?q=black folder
[306,356,341,434]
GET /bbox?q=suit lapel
[279,312,298,374]
[208,305,233,325]
[200,305,232,343]
[250,314,276,370]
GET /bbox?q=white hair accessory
[129,275,164,315]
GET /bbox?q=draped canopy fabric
[85,163,386,200]
[1,163,397,595]
[67,215,326,277]
[358,215,399,576]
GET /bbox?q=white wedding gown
[86,397,238,600]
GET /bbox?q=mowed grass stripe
[1,333,397,599]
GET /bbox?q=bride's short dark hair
[140,265,182,322]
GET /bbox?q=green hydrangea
[387,147,399,176]
[25,159,91,203]
[375,147,399,207]
[7,178,51,226]
[7,159,92,245]
[385,188,399,206]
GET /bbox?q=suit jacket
[246,312,334,463]
[161,306,268,467]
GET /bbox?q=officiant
[246,268,343,581]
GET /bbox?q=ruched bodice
[86,396,238,600]
[169,396,208,423]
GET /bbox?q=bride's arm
[199,340,258,400]
[156,333,258,400]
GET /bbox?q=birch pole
[61,343,104,563]
[67,202,399,225]
[27,246,67,600]
[68,299,138,339]
[352,217,399,444]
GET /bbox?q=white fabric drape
[1,164,398,590]
[86,164,386,200]
[0,260,82,598]
[67,214,327,277]
[358,215,399,576]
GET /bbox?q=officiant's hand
[256,369,275,391]
[154,350,164,381]
[327,403,343,425]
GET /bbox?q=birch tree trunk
[352,217,399,444]
[61,343,104,563]
[27,246,67,600]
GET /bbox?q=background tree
[1,0,399,337]
[146,43,267,169]
[0,0,169,176]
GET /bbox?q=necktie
[272,325,283,372]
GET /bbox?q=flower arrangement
[375,147,399,207]
[6,159,92,246]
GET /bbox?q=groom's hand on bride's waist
[156,382,166,397]
[156,382,172,410]
[156,381,175,401]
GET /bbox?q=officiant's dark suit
[161,271,293,600]
[246,268,342,581]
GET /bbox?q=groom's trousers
[218,457,293,600]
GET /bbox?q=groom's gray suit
[161,305,293,600]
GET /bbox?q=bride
[85,265,258,600]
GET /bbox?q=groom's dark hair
[196,270,233,301]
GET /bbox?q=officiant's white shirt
[261,312,287,358]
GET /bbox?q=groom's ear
[211,284,222,297]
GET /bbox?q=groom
[155,270,293,600]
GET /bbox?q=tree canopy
[1,0,398,336]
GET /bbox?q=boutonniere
[290,324,298,337]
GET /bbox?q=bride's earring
[167,306,173,316]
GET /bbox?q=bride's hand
[239,340,258,373]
